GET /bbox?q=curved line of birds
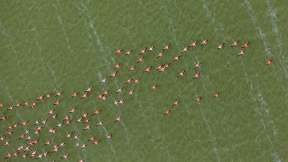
[0,39,273,161]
